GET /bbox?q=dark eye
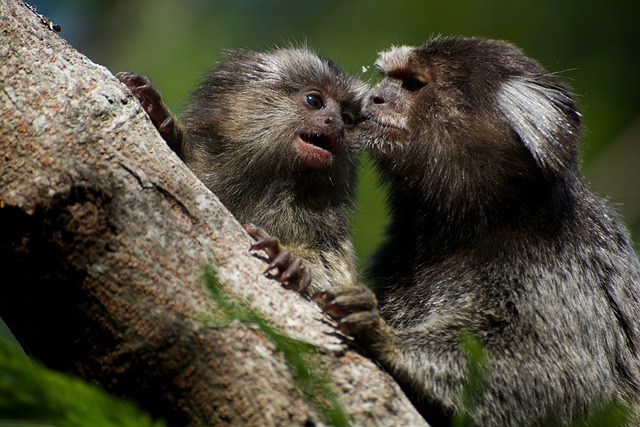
[342,111,355,126]
[305,94,324,109]
[402,78,428,92]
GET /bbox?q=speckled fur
[355,37,640,426]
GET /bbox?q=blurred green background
[3,1,639,347]
[34,0,640,262]
[0,0,639,415]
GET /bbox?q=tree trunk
[0,0,427,425]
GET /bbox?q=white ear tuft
[497,78,579,176]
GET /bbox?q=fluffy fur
[184,48,368,292]
[121,48,368,293]
[322,37,640,426]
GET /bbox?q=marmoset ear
[496,77,581,178]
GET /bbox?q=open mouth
[295,132,338,168]
[299,132,338,154]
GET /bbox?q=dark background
[3,0,638,343]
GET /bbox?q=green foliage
[577,402,634,427]
[0,340,164,427]
[453,332,634,427]
[202,267,350,427]
[453,332,489,427]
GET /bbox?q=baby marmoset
[319,37,640,426]
[118,48,367,293]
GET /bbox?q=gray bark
[0,0,427,426]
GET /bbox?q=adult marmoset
[118,48,367,293]
[318,37,640,426]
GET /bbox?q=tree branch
[0,0,427,425]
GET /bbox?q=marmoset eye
[403,78,427,92]
[305,94,324,109]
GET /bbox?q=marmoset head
[362,37,581,203]
[184,48,367,186]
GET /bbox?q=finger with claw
[116,71,184,156]
[244,223,312,292]
[314,286,387,339]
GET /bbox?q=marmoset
[318,37,640,426]
[118,48,367,293]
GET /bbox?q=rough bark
[0,0,427,426]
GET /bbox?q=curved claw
[314,286,383,340]
[243,222,271,241]
[244,223,313,292]
[297,267,311,292]
[280,257,302,282]
[314,287,378,319]
[249,237,281,260]
[116,71,183,155]
[265,250,292,274]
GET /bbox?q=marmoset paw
[314,286,381,337]
[244,223,312,292]
[116,71,182,148]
